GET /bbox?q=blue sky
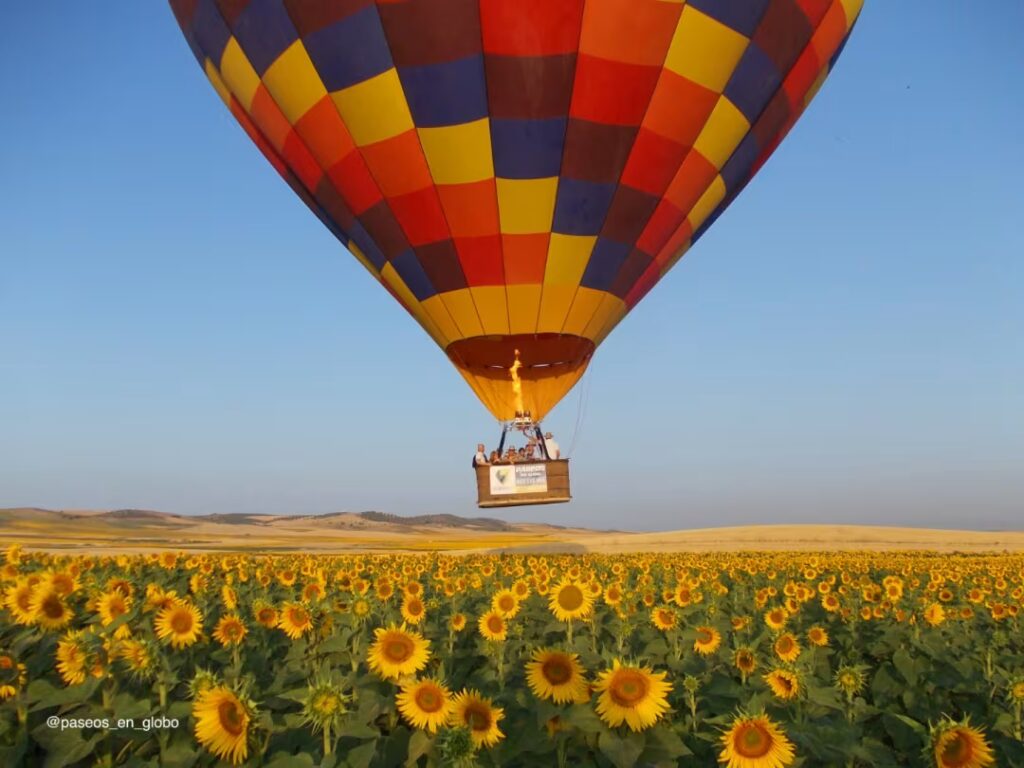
[1,3,1021,530]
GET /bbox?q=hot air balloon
[169,0,862,506]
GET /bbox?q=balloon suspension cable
[566,360,592,458]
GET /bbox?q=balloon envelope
[169,0,863,420]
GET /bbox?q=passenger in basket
[543,432,560,460]
[489,450,500,464]
[473,443,489,468]
[504,447,517,463]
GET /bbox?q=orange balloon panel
[169,0,863,420]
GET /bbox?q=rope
[566,360,592,458]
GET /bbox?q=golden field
[3,508,1024,555]
[1,534,1024,767]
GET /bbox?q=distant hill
[0,508,516,530]
[0,506,588,555]
[357,511,514,531]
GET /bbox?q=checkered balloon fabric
[169,0,863,420]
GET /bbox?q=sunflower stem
[323,721,332,756]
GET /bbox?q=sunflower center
[542,658,572,685]
[487,616,504,634]
[777,637,793,654]
[498,596,515,612]
[385,637,413,662]
[609,670,648,707]
[171,611,193,634]
[696,629,713,644]
[734,723,772,758]
[218,700,245,737]
[558,586,584,611]
[940,732,973,767]
[465,703,491,731]
[314,693,338,715]
[42,595,65,619]
[415,686,443,713]
[289,608,309,625]
[408,600,422,615]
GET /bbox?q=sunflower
[806,626,829,647]
[491,589,520,618]
[450,613,467,632]
[924,603,947,627]
[118,639,155,679]
[301,676,348,736]
[731,616,751,632]
[4,580,38,626]
[604,583,624,606]
[213,615,247,647]
[764,669,800,701]
[734,648,757,676]
[154,601,203,649]
[193,686,252,765]
[478,610,507,641]
[56,631,89,686]
[526,648,590,704]
[549,579,594,622]
[651,607,677,631]
[368,625,431,680]
[773,634,801,663]
[144,585,178,613]
[593,660,672,732]
[397,677,452,733]
[301,582,325,603]
[29,585,73,630]
[694,626,722,656]
[834,664,867,698]
[353,598,371,619]
[932,719,995,768]
[719,712,796,768]
[449,689,504,748]
[764,607,788,631]
[1008,676,1024,704]
[401,595,426,626]
[253,602,278,628]
[46,571,78,597]
[278,602,313,640]
[97,591,130,627]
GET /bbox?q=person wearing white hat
[542,432,560,460]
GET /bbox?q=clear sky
[2,3,1021,531]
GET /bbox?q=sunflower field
[2,544,1024,768]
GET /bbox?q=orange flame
[510,349,524,416]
